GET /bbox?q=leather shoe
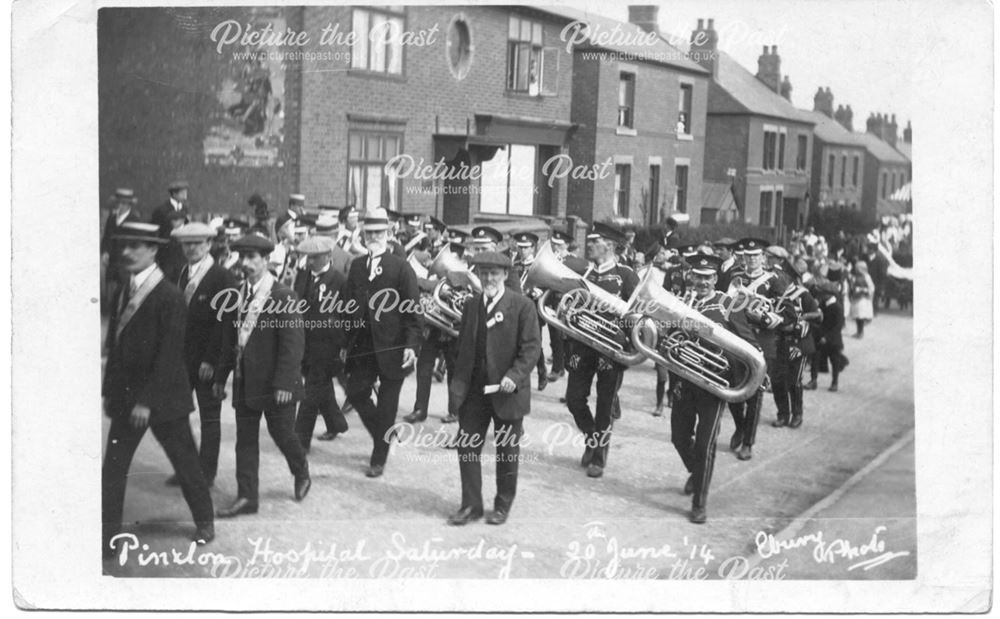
[217,497,258,518]
[294,476,311,501]
[653,404,664,417]
[829,383,839,392]
[403,409,427,423]
[736,445,753,461]
[580,445,595,468]
[486,509,509,525]
[441,413,458,424]
[683,475,695,495]
[546,370,564,382]
[803,379,817,390]
[789,415,803,429]
[447,506,483,526]
[365,464,385,478]
[730,430,743,451]
[559,396,567,404]
[772,417,789,428]
[537,374,548,391]
[341,401,354,414]
[192,525,215,545]
[586,463,604,478]
[318,432,338,441]
[689,506,707,524]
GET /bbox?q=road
[102,309,915,582]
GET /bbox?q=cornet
[628,267,767,402]
[524,242,645,367]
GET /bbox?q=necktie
[120,279,136,315]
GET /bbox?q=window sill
[676,133,694,141]
[347,69,406,82]
[505,90,549,100]
[616,127,637,137]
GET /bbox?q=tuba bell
[525,242,646,366]
[627,267,767,403]
[418,245,481,338]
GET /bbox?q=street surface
[102,309,915,581]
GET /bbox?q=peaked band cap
[689,254,723,275]
[470,226,503,245]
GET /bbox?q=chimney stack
[813,87,834,117]
[690,18,719,79]
[756,45,781,93]
[780,75,792,101]
[903,120,912,144]
[627,5,660,35]
[845,105,853,131]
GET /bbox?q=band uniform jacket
[342,251,422,381]
[103,274,194,423]
[294,266,348,368]
[177,261,237,379]
[449,290,541,420]
[216,279,305,410]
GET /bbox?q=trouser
[535,312,547,378]
[346,356,405,467]
[295,361,348,451]
[190,375,222,483]
[855,319,866,335]
[728,390,762,447]
[566,346,624,468]
[812,342,847,384]
[456,389,522,513]
[771,338,807,421]
[413,331,456,413]
[549,323,566,374]
[102,413,213,546]
[234,401,309,503]
[671,384,725,509]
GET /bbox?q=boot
[803,379,817,390]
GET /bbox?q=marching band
[101,187,869,558]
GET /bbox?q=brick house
[559,5,710,227]
[798,106,867,215]
[296,5,579,226]
[855,131,910,224]
[690,20,815,234]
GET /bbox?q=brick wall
[98,7,301,219]
[811,141,865,212]
[297,5,575,220]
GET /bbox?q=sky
[575,0,915,132]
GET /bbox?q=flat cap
[295,236,336,256]
[470,250,511,270]
[168,180,189,191]
[171,222,217,240]
[766,245,790,259]
[230,234,275,255]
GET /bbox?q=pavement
[101,308,915,581]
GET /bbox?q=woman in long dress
[848,261,875,338]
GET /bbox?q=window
[891,172,897,194]
[351,8,405,75]
[828,154,835,187]
[479,144,538,216]
[678,84,693,134]
[776,189,783,226]
[796,135,808,170]
[618,72,635,129]
[674,164,688,214]
[763,129,777,170]
[778,131,786,170]
[852,155,859,186]
[614,165,631,217]
[881,171,887,198]
[507,15,543,94]
[446,16,473,80]
[648,164,660,225]
[348,130,403,211]
[759,190,773,226]
[840,155,847,187]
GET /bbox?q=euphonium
[627,267,767,402]
[420,245,482,338]
[525,242,646,366]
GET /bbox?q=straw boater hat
[113,222,167,245]
[171,222,217,241]
[362,207,391,232]
[113,187,137,203]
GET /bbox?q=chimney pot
[772,45,778,54]
[707,18,714,29]
[697,18,704,29]
[762,45,768,54]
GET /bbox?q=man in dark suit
[714,238,739,292]
[341,208,421,478]
[511,232,549,392]
[101,188,141,309]
[165,222,238,487]
[213,234,311,517]
[446,251,540,526]
[150,180,190,237]
[102,222,214,558]
[293,236,349,450]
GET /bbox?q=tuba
[525,242,646,366]
[627,267,767,402]
[418,245,481,338]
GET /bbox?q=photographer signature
[755,526,910,571]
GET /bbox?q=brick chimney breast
[756,44,781,93]
[690,18,719,78]
[627,5,660,35]
[780,75,792,101]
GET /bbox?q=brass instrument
[524,242,646,367]
[628,267,767,403]
[418,245,481,338]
